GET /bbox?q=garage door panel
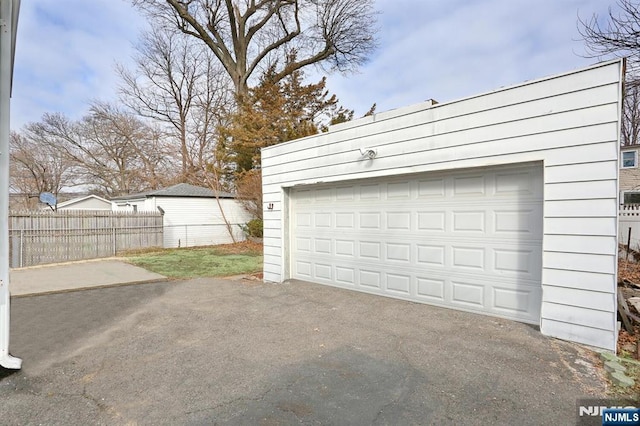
[492,285,541,321]
[297,207,542,238]
[335,212,355,228]
[417,211,447,231]
[290,163,543,323]
[385,273,411,295]
[314,238,332,254]
[451,280,485,307]
[417,244,446,266]
[359,270,381,289]
[453,175,486,196]
[315,188,332,201]
[494,169,540,196]
[359,212,381,229]
[417,178,446,198]
[336,186,356,200]
[452,211,486,232]
[295,189,312,203]
[385,243,411,263]
[295,212,312,227]
[494,207,542,235]
[314,212,332,227]
[386,211,412,230]
[387,181,411,199]
[416,277,446,300]
[314,263,332,280]
[360,184,381,199]
[296,238,541,281]
[294,236,311,252]
[359,241,381,259]
[451,246,485,270]
[335,239,355,257]
[335,266,355,285]
[295,260,312,278]
[295,255,542,323]
[493,248,537,275]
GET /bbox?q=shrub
[240,218,263,238]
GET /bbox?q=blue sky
[10,0,612,130]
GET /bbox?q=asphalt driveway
[1,278,607,425]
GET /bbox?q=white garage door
[290,163,543,324]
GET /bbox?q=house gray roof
[112,183,235,201]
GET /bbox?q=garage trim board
[262,60,623,351]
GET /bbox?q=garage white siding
[261,60,623,350]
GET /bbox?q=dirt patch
[213,240,263,255]
[617,260,640,358]
[118,241,263,257]
[619,259,640,286]
[611,259,640,400]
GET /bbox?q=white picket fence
[620,204,640,251]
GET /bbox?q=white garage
[290,163,543,324]
[261,60,623,351]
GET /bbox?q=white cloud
[9,0,616,129]
[324,0,614,116]
[10,0,147,129]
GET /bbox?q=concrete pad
[9,259,166,296]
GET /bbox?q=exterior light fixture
[359,148,377,160]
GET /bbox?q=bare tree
[578,1,640,145]
[27,105,173,197]
[9,131,77,209]
[86,102,175,191]
[190,55,234,179]
[131,0,378,100]
[579,0,640,71]
[622,79,640,146]
[118,27,232,181]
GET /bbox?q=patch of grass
[608,354,640,402]
[125,243,263,279]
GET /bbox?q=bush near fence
[9,210,163,268]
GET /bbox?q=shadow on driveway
[9,281,173,373]
[1,278,607,425]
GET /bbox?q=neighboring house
[620,144,640,204]
[262,60,623,351]
[112,183,251,248]
[55,194,113,211]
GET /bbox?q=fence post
[111,213,116,256]
[19,229,23,268]
[628,227,632,261]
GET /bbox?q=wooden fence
[8,210,163,268]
